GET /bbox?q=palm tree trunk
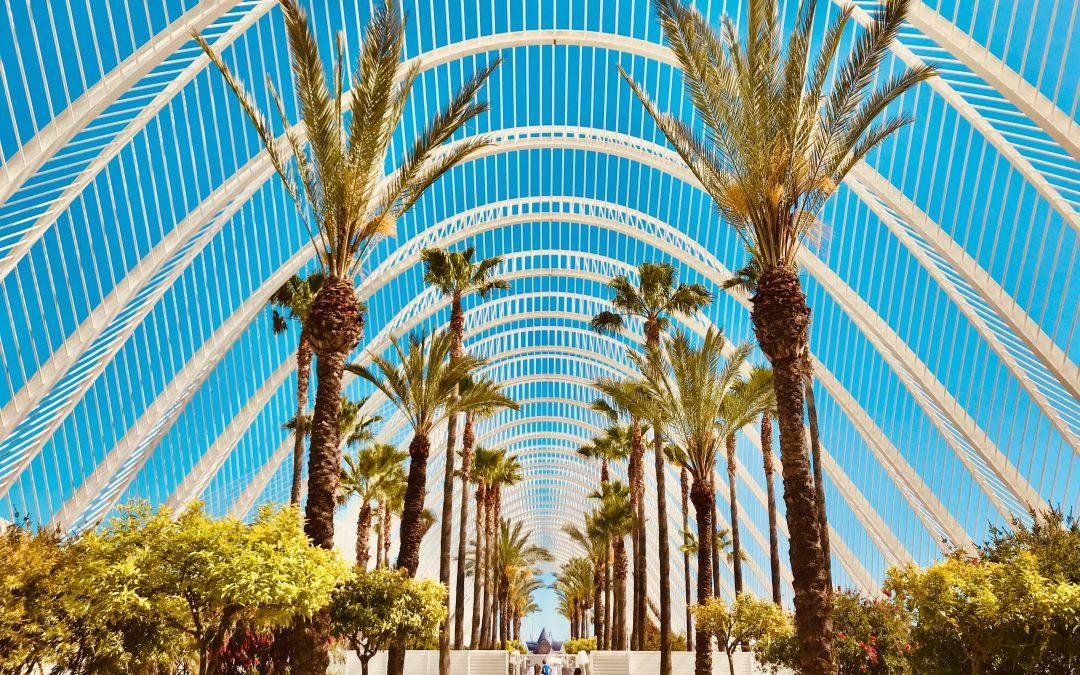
[681,468,693,652]
[627,421,645,651]
[604,550,613,649]
[752,265,834,674]
[479,486,496,648]
[711,480,720,598]
[375,500,385,568]
[593,561,604,644]
[439,298,465,674]
[382,503,392,567]
[454,412,475,649]
[612,536,629,651]
[488,488,504,647]
[725,435,743,594]
[804,365,832,590]
[761,412,782,604]
[293,326,352,675]
[689,478,715,675]
[387,432,432,675]
[355,500,373,571]
[290,335,312,504]
[653,428,671,674]
[470,482,486,648]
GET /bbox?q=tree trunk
[593,558,604,644]
[711,480,720,598]
[681,468,693,652]
[653,427,671,674]
[355,500,373,571]
[294,305,354,675]
[725,434,743,594]
[604,548,613,649]
[376,500,386,568]
[804,365,833,590]
[479,485,497,648]
[761,412,782,605]
[752,265,834,674]
[454,412,475,649]
[690,479,714,675]
[726,648,736,675]
[290,334,312,505]
[629,420,646,651]
[439,298,465,674]
[470,482,486,648]
[387,432,432,675]
[382,502,392,567]
[612,535,629,651]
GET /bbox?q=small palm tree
[638,328,749,674]
[620,0,933,669]
[555,556,596,639]
[352,331,516,578]
[468,446,501,648]
[338,443,406,569]
[268,270,327,505]
[421,246,510,658]
[480,452,523,648]
[196,1,500,667]
[589,480,634,651]
[374,467,406,568]
[562,520,608,644]
[495,519,552,647]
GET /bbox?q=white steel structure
[0,0,1078,632]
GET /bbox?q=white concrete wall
[340,649,508,674]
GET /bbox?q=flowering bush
[504,639,528,654]
[563,636,597,654]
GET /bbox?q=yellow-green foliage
[330,567,447,666]
[504,638,528,654]
[1,502,350,674]
[692,593,792,663]
[563,636,597,653]
[886,550,1080,673]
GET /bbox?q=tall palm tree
[720,367,774,594]
[468,446,501,647]
[639,328,749,675]
[562,519,608,643]
[352,331,514,576]
[509,572,545,642]
[554,557,595,638]
[421,247,509,664]
[268,270,327,504]
[482,452,523,648]
[592,386,650,651]
[197,1,500,667]
[621,0,933,669]
[338,443,407,569]
[453,381,509,650]
[592,261,711,670]
[353,331,515,674]
[679,464,693,651]
[577,425,630,483]
[495,519,552,647]
[589,480,633,651]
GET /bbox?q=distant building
[526,627,563,654]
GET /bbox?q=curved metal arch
[208,252,960,562]
[835,3,1079,232]
[0,0,249,207]
[25,127,1047,530]
[0,0,279,282]
[15,27,1064,509]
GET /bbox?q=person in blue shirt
[541,659,551,675]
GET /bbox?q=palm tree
[284,393,381,501]
[352,331,515,577]
[592,261,712,670]
[374,469,406,569]
[620,0,933,669]
[452,380,510,650]
[591,385,650,651]
[338,443,407,569]
[469,446,501,647]
[495,519,552,647]
[589,480,633,651]
[639,328,749,675]
[554,557,595,638]
[481,452,523,648]
[268,270,327,504]
[196,1,500,667]
[679,465,693,650]
[577,425,631,483]
[720,367,774,594]
[562,520,608,643]
[421,247,509,664]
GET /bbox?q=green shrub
[563,636,597,654]
[504,639,528,654]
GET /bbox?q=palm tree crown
[591,262,712,342]
[422,246,510,302]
